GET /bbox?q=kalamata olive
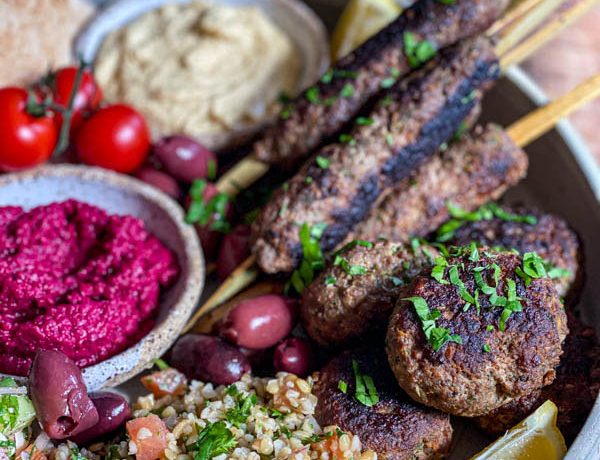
[217,224,250,281]
[170,334,251,385]
[29,350,99,439]
[134,166,181,200]
[153,135,217,183]
[273,337,316,377]
[69,392,131,445]
[218,295,297,349]
[185,182,232,259]
[239,347,274,375]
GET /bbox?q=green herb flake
[486,325,494,332]
[386,133,394,146]
[431,256,449,285]
[339,133,356,146]
[403,297,462,351]
[316,155,331,169]
[352,360,379,407]
[403,32,437,69]
[185,180,231,234]
[334,255,368,276]
[207,160,217,181]
[380,77,396,89]
[482,344,491,353]
[306,87,321,104]
[194,421,236,460]
[340,83,355,98]
[324,275,337,286]
[285,223,327,295]
[338,380,348,393]
[321,69,334,84]
[225,390,257,428]
[356,117,374,126]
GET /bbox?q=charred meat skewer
[252,37,500,274]
[252,0,509,170]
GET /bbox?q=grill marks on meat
[386,249,568,417]
[448,207,582,301]
[314,348,453,460]
[474,313,600,442]
[350,124,528,244]
[252,37,500,274]
[253,0,509,169]
[301,241,438,347]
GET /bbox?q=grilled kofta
[314,348,453,460]
[252,37,500,274]
[348,124,528,245]
[446,206,582,301]
[386,247,568,417]
[301,240,438,347]
[475,312,600,442]
[253,0,509,170]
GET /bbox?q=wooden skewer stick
[215,0,572,198]
[508,73,600,147]
[487,0,546,37]
[501,0,600,69]
[494,0,567,56]
[184,72,600,333]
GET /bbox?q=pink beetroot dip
[0,200,179,376]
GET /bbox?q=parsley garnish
[352,360,379,407]
[482,344,491,353]
[403,32,437,69]
[515,252,548,286]
[498,278,522,331]
[316,155,330,169]
[380,77,396,89]
[339,133,356,146]
[287,223,327,294]
[338,380,348,393]
[324,275,337,286]
[305,87,320,104]
[356,117,374,126]
[403,297,462,351]
[194,421,236,460]
[334,255,367,276]
[225,386,256,428]
[0,378,35,436]
[340,83,355,98]
[185,180,231,233]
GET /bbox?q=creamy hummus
[0,200,179,376]
[94,1,299,147]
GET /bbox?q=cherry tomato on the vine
[75,104,151,173]
[0,87,58,172]
[50,66,103,135]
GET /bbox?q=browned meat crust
[252,38,500,274]
[301,241,438,347]
[253,0,509,169]
[386,248,568,417]
[314,348,453,459]
[349,124,528,244]
[474,312,600,442]
[448,207,582,301]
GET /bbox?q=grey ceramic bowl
[0,165,204,390]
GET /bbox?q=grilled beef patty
[349,124,528,244]
[253,0,509,170]
[386,248,568,417]
[314,348,453,460]
[252,37,500,274]
[475,313,600,442]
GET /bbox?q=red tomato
[0,87,58,172]
[51,66,103,134]
[75,104,150,173]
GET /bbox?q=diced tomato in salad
[141,368,188,398]
[126,415,168,460]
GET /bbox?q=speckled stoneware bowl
[75,0,330,150]
[0,165,204,390]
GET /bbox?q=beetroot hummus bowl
[0,165,204,390]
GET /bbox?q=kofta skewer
[251,36,500,275]
[184,67,600,336]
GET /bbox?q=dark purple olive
[69,392,131,445]
[170,334,251,385]
[273,337,315,377]
[29,350,99,439]
[218,295,297,349]
[134,167,181,200]
[217,225,250,281]
[153,135,217,183]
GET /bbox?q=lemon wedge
[471,400,567,460]
[331,0,402,61]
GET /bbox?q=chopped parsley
[437,0,456,3]
[498,278,523,331]
[515,252,548,286]
[339,133,356,146]
[340,83,355,98]
[482,344,491,353]
[185,180,231,233]
[403,297,462,351]
[403,32,437,69]
[0,378,35,436]
[316,155,331,169]
[225,386,257,428]
[352,360,379,407]
[305,87,320,104]
[324,275,337,286]
[338,380,348,394]
[380,77,397,89]
[194,421,236,460]
[356,117,374,126]
[334,255,367,276]
[287,223,327,294]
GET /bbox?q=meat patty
[474,312,600,442]
[252,37,499,274]
[301,240,438,347]
[314,348,453,459]
[447,206,582,301]
[386,247,568,416]
[253,0,509,170]
[348,124,528,245]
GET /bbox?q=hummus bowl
[75,0,330,150]
[0,165,204,390]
